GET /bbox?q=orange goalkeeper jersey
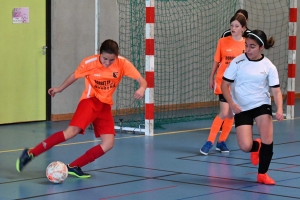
[74,55,141,105]
[214,36,245,94]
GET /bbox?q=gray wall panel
[50,0,300,116]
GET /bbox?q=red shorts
[69,97,115,137]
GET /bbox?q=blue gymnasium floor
[0,108,300,199]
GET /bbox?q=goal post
[145,0,155,136]
[287,0,297,119]
[115,0,295,134]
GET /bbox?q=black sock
[249,140,260,152]
[258,142,273,174]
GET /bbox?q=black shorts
[234,104,272,128]
[219,94,227,103]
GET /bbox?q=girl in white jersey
[222,30,284,185]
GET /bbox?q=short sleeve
[214,40,222,63]
[122,58,142,80]
[268,64,280,87]
[74,57,97,78]
[223,60,238,82]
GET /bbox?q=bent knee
[101,141,114,152]
[64,126,81,140]
[240,145,252,152]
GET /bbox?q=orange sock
[207,116,224,144]
[218,118,234,142]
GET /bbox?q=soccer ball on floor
[46,161,68,183]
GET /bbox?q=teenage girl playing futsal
[219,9,250,133]
[222,30,284,185]
[200,14,247,155]
[16,39,147,178]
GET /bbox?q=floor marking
[276,165,298,171]
[1,117,300,154]
[176,179,299,200]
[0,126,210,154]
[99,185,177,200]
[245,165,299,175]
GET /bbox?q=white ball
[46,161,68,183]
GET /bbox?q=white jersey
[223,53,280,111]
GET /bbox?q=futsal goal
[114,0,296,135]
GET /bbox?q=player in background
[221,9,251,38]
[200,14,247,155]
[221,30,283,185]
[16,39,147,178]
[218,9,250,133]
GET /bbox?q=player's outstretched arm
[271,87,284,121]
[48,72,78,97]
[134,76,147,100]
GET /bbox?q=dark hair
[235,9,248,20]
[230,14,247,28]
[246,29,275,49]
[99,39,119,56]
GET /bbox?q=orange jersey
[74,55,142,105]
[214,36,245,94]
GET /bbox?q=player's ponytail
[247,30,275,49]
[265,37,275,49]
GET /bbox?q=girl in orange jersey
[200,14,247,155]
[16,39,147,178]
[218,9,250,133]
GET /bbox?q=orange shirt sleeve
[214,39,222,63]
[122,58,142,80]
[74,56,97,78]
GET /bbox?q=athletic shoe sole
[216,147,230,153]
[68,171,91,178]
[200,150,209,155]
[16,159,21,172]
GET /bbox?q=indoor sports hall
[0,0,300,199]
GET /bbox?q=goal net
[115,0,290,131]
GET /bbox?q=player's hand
[48,87,62,97]
[275,111,284,121]
[134,88,145,100]
[231,103,242,114]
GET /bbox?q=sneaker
[16,148,34,172]
[257,173,276,185]
[67,165,91,178]
[251,138,261,166]
[200,141,213,155]
[216,141,230,153]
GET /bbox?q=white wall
[51,0,119,115]
[51,0,95,115]
[50,0,300,116]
